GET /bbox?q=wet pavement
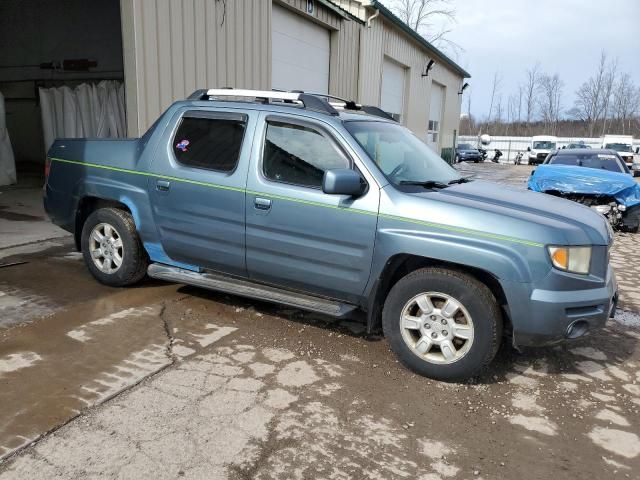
[1,163,639,479]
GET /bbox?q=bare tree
[573,52,612,137]
[390,0,460,53]
[487,71,502,129]
[538,73,564,134]
[523,64,541,132]
[612,73,640,134]
[600,58,617,136]
[494,94,504,132]
[516,85,523,125]
[506,94,519,136]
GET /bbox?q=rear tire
[382,268,502,382]
[81,208,148,287]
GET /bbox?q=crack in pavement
[159,302,177,364]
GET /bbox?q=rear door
[148,108,256,276]
[245,113,380,302]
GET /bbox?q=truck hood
[389,180,611,246]
[528,164,640,208]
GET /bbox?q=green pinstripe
[50,157,544,248]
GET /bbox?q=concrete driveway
[0,163,639,479]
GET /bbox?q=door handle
[156,180,171,192]
[254,197,272,210]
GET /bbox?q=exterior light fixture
[421,59,435,77]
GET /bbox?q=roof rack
[188,88,339,116]
[186,88,396,121]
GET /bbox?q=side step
[147,263,358,318]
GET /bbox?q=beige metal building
[0,0,469,175]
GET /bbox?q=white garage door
[427,83,445,151]
[272,4,330,94]
[380,58,406,122]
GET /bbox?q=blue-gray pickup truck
[44,89,618,381]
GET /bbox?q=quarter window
[172,114,246,172]
[263,120,350,188]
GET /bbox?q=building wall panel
[122,0,271,135]
[357,16,463,150]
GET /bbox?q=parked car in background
[565,142,591,149]
[601,135,636,175]
[455,143,482,163]
[44,89,618,381]
[527,135,558,164]
[528,149,640,231]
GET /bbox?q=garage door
[427,82,445,151]
[380,58,406,122]
[272,4,330,94]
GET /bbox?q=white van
[527,136,558,165]
[601,135,637,174]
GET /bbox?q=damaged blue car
[528,149,640,232]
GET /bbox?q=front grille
[537,153,547,159]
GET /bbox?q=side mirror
[322,169,366,196]
[526,147,531,152]
[636,147,639,154]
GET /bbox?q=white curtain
[39,80,126,154]
[0,91,17,186]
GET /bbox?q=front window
[605,143,632,153]
[533,141,556,150]
[345,121,460,186]
[263,120,350,189]
[548,153,626,173]
[457,143,473,150]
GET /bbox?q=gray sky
[431,0,640,120]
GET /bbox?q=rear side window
[172,113,247,172]
[263,120,350,188]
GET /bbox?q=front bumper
[510,266,617,347]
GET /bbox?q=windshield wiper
[448,177,472,185]
[398,180,449,189]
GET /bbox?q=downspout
[359,8,380,104]
[366,8,380,28]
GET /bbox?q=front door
[148,108,255,276]
[245,113,379,302]
[427,83,444,151]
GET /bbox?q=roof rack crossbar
[191,89,339,116]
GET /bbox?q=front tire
[382,268,502,381]
[81,208,148,287]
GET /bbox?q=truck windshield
[549,153,625,173]
[533,141,556,149]
[605,143,632,152]
[344,121,460,186]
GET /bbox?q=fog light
[566,320,589,339]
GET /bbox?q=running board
[147,263,357,318]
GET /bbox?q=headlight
[548,246,592,274]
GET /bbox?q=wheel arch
[366,254,510,335]
[74,196,134,251]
